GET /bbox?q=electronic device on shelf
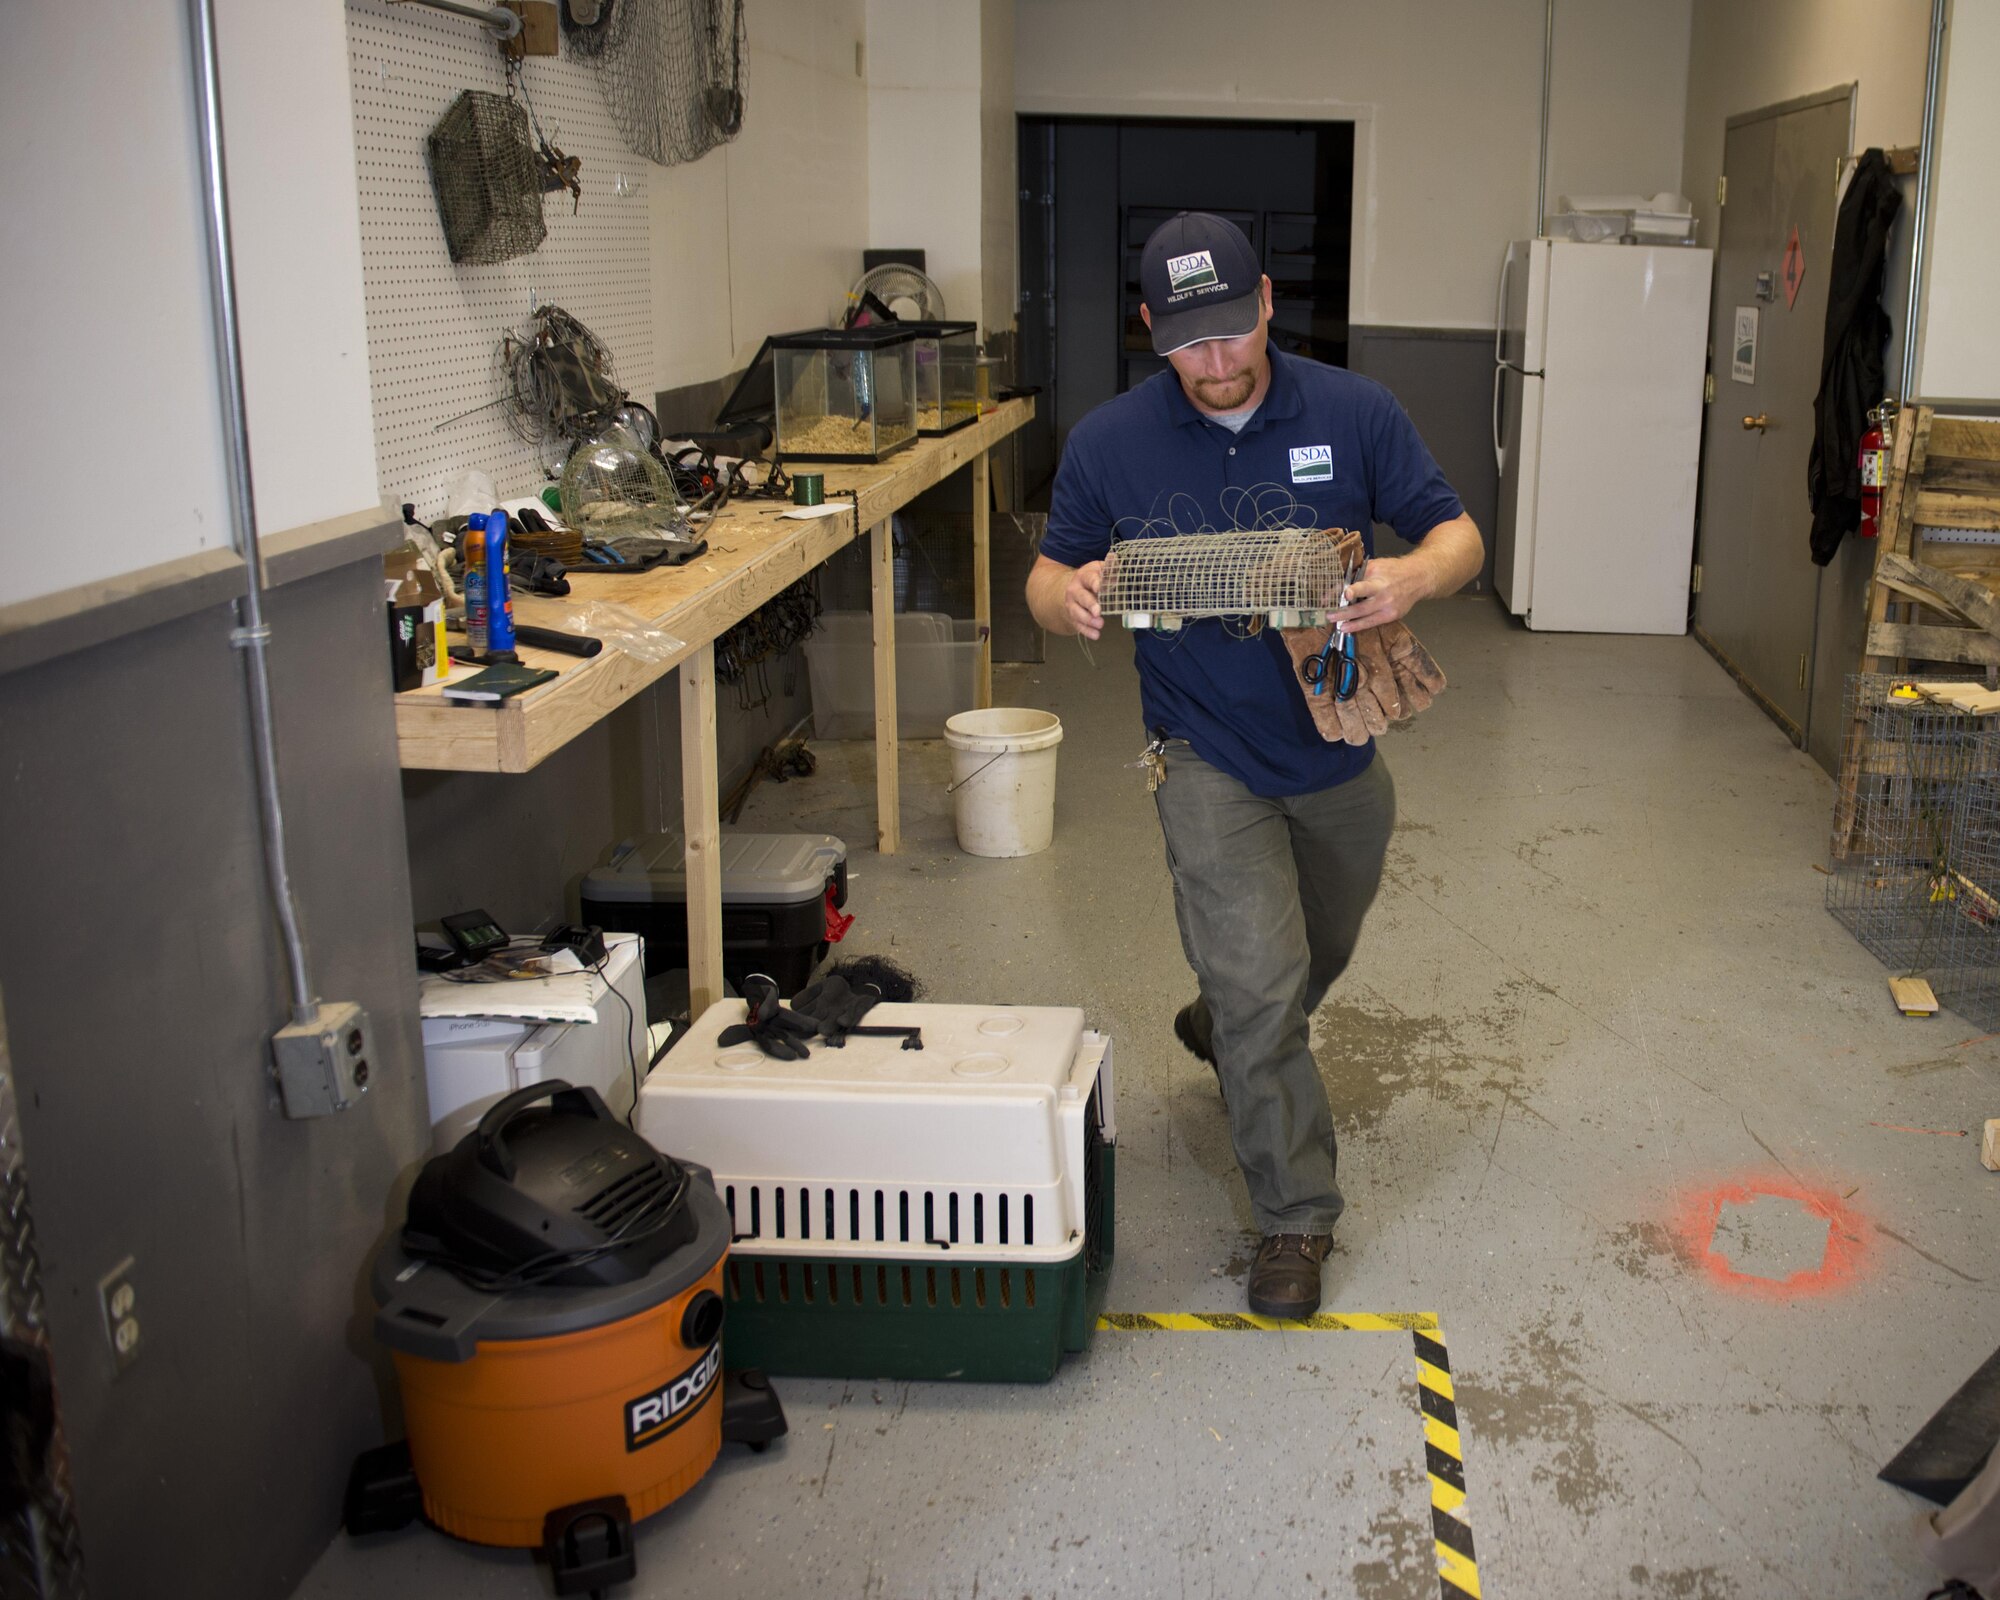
[440,909,509,963]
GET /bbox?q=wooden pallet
[1833,410,2000,855]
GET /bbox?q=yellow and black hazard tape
[1097,1313,1482,1600]
[1098,1310,1436,1333]
[1413,1327,1481,1599]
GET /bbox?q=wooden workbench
[397,397,1031,1014]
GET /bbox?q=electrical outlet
[99,1257,140,1373]
[272,1001,374,1119]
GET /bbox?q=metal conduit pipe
[387,0,525,40]
[1901,0,1948,402]
[1536,0,1555,233]
[186,0,320,1027]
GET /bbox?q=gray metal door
[1695,87,1853,741]
[1016,119,1057,497]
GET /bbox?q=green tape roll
[792,472,825,507]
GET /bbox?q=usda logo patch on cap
[1165,250,1219,292]
[1290,445,1334,484]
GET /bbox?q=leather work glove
[717,974,818,1060]
[1351,623,1405,722]
[1281,623,1377,746]
[790,974,881,1047]
[1381,620,1446,713]
[1280,617,1443,746]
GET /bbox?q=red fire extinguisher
[1859,396,1898,539]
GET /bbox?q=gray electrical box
[272,1000,374,1118]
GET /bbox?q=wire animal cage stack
[1096,528,1357,632]
[1826,673,2000,1028]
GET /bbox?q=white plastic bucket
[943,708,1064,857]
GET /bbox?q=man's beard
[1191,370,1256,411]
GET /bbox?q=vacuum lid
[401,1081,695,1292]
[372,1179,730,1361]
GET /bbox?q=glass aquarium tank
[904,321,978,436]
[771,326,919,463]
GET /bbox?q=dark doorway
[1016,115,1354,499]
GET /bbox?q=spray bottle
[482,508,517,659]
[462,512,518,660]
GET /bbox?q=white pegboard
[347,0,656,517]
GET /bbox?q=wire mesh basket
[1096,527,1359,632]
[425,91,546,266]
[1826,673,2000,1027]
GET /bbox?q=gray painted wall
[0,561,429,1600]
[1349,326,1500,592]
[402,668,815,937]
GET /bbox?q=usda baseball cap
[1140,212,1264,355]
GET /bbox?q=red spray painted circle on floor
[1670,1175,1869,1299]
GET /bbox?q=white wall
[981,0,1018,343]
[1012,0,1691,330]
[1545,3,1693,214]
[651,0,870,383]
[219,0,380,540]
[1915,0,2000,404]
[861,0,1019,341]
[0,1,379,609]
[1680,0,1931,259]
[866,1,985,325]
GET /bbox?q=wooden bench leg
[680,641,723,1019]
[871,518,901,855]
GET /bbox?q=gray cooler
[580,830,849,994]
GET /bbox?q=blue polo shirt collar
[1157,345,1306,434]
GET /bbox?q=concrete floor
[304,596,2000,1600]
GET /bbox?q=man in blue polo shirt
[1026,212,1483,1318]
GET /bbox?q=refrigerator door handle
[1492,362,1506,474]
[1494,248,1513,364]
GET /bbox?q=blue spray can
[483,508,516,658]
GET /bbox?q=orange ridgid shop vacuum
[344,1082,786,1595]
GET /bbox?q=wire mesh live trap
[1096,527,1359,632]
[425,90,546,265]
[1826,673,2000,1028]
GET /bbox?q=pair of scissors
[1303,554,1361,701]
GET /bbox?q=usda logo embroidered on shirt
[1290,445,1334,484]
[1166,250,1219,292]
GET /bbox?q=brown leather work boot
[1246,1233,1334,1318]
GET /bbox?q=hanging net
[565,0,747,167]
[425,90,547,266]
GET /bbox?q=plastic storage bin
[803,610,979,739]
[772,326,918,463]
[580,831,848,992]
[419,932,648,1151]
[903,321,978,436]
[637,1002,1116,1382]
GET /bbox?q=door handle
[1742,414,1770,432]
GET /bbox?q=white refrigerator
[1492,238,1712,633]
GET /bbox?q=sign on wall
[1732,306,1759,385]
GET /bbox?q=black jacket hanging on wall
[1808,147,1903,565]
